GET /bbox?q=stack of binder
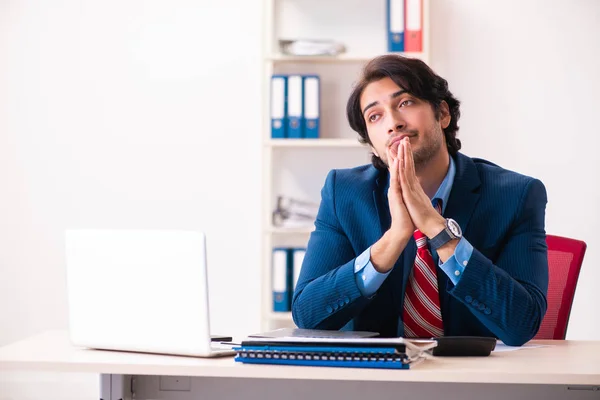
[387,0,423,52]
[271,75,320,139]
[234,337,436,369]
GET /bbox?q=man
[291,55,548,346]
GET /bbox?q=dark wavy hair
[347,55,461,170]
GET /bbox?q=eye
[368,114,381,122]
[399,99,414,107]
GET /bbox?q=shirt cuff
[354,246,391,297]
[439,237,474,285]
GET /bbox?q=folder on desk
[271,75,287,139]
[287,75,303,138]
[387,0,405,52]
[302,75,320,139]
[234,337,436,369]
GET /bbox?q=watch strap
[429,228,452,250]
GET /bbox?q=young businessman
[291,55,548,346]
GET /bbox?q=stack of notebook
[234,336,437,369]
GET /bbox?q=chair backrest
[533,235,587,340]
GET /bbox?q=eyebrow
[362,89,408,116]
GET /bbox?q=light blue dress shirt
[354,157,474,297]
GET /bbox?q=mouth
[388,134,409,147]
[387,134,413,156]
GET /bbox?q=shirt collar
[432,156,456,214]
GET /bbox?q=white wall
[0,0,263,398]
[0,0,263,345]
[430,0,600,340]
[1,0,599,398]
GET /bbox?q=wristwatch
[429,218,462,250]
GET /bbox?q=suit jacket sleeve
[292,170,371,329]
[449,178,549,346]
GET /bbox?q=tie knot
[413,229,428,248]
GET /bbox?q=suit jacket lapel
[444,153,482,232]
[439,153,481,321]
[402,238,417,288]
[372,169,389,242]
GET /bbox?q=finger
[405,138,417,182]
[387,147,394,173]
[404,139,431,207]
[388,154,404,199]
[386,147,395,166]
[392,157,404,202]
[399,140,410,190]
[402,139,417,191]
[398,139,404,174]
[389,151,399,189]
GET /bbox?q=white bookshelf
[260,0,430,331]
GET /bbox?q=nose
[387,111,406,135]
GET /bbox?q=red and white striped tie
[403,202,444,338]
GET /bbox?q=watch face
[447,219,462,237]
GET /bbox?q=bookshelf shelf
[268,312,293,321]
[267,226,314,234]
[266,139,364,148]
[267,52,427,63]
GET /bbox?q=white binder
[287,75,304,138]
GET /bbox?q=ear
[439,100,451,129]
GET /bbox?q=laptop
[64,229,235,357]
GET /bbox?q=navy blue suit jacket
[292,152,548,346]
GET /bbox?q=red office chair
[533,235,587,340]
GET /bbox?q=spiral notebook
[234,337,437,369]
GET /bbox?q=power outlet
[159,376,191,392]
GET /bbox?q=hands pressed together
[386,137,446,242]
[370,137,449,273]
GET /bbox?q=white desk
[1,330,599,400]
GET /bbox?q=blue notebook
[234,337,436,369]
[235,345,408,369]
